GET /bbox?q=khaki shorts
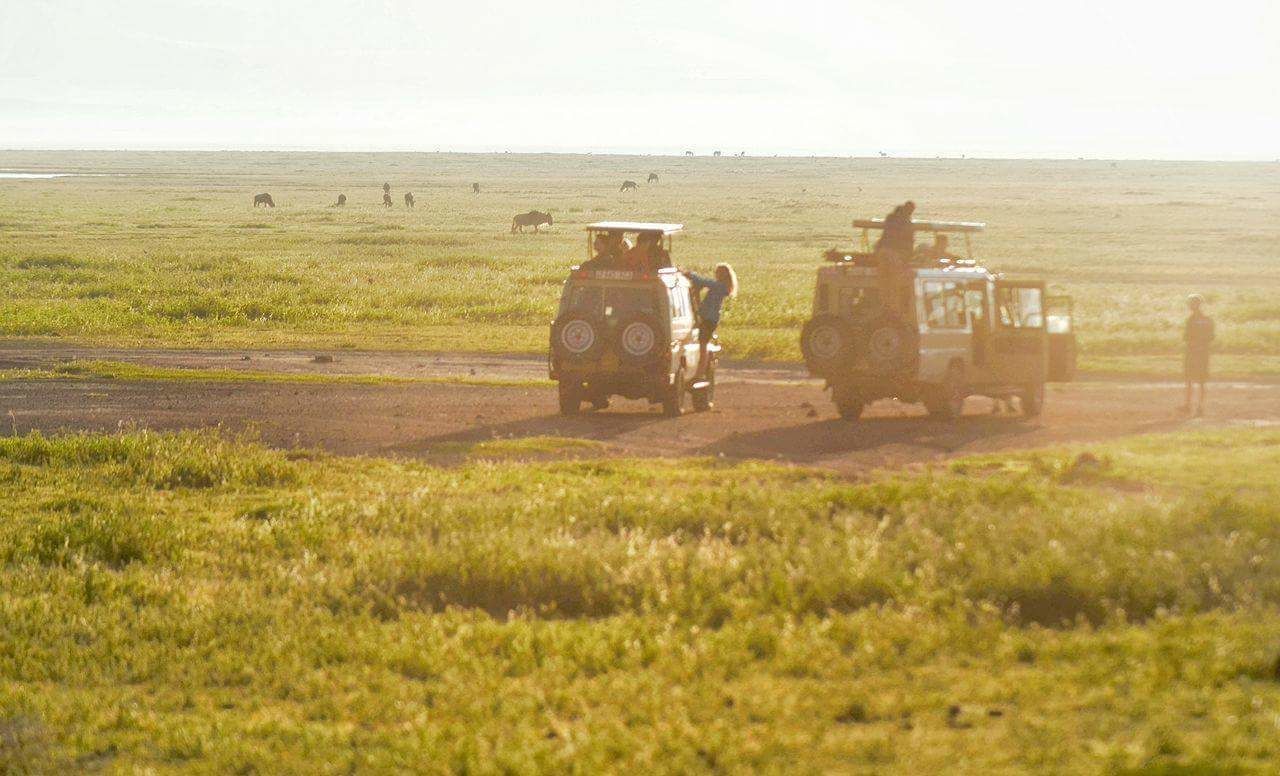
[1185,351,1210,382]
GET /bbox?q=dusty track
[2,346,1278,473]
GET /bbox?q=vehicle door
[964,280,994,380]
[667,281,697,373]
[1045,295,1077,381]
[990,280,1048,385]
[914,277,971,382]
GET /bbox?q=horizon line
[2,146,1278,164]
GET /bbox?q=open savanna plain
[2,150,1279,374]
[2,152,1280,774]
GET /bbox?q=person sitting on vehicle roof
[915,233,952,261]
[621,231,662,272]
[583,231,629,270]
[684,262,738,381]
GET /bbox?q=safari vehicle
[800,218,1076,420]
[549,222,718,416]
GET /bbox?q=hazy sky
[3,1,1277,159]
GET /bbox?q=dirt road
[2,346,1278,473]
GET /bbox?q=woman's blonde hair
[715,263,738,298]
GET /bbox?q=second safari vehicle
[800,217,1076,420]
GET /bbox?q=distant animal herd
[250,162,700,232]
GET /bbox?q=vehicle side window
[996,286,1045,329]
[669,287,690,322]
[1017,288,1044,328]
[923,281,966,329]
[965,287,987,327]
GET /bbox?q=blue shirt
[688,273,729,324]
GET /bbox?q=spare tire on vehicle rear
[551,314,606,363]
[861,314,918,377]
[614,312,664,366]
[801,315,856,376]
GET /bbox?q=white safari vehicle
[549,222,718,416]
[800,218,1076,420]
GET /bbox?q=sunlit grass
[1,427,1278,771]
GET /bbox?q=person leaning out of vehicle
[682,263,738,381]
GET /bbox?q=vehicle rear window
[559,284,663,318]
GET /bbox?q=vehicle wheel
[800,315,856,376]
[662,367,687,417]
[924,364,966,419]
[1020,382,1045,417]
[832,383,865,421]
[691,364,715,412]
[614,312,664,367]
[558,381,582,415]
[551,314,606,364]
[863,315,918,377]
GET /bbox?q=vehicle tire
[1020,382,1045,417]
[924,363,966,419]
[614,312,664,367]
[691,363,715,412]
[832,383,865,421]
[662,366,687,417]
[558,381,582,415]
[862,314,918,377]
[800,315,856,376]
[551,314,606,364]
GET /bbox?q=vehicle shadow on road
[384,407,669,456]
[695,414,1044,463]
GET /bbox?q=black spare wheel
[552,314,606,362]
[861,314,918,376]
[614,312,664,366]
[801,314,857,375]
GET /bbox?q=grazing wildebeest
[382,182,391,194]
[383,192,393,207]
[511,210,552,233]
[713,150,721,157]
[253,193,275,208]
[684,150,694,156]
[334,194,347,207]
[404,192,415,208]
[647,172,659,183]
[620,180,638,192]
[472,182,480,194]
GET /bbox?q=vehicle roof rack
[852,218,985,233]
[586,221,683,234]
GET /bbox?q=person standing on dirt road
[684,263,738,381]
[1182,294,1214,416]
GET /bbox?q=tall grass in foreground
[1,428,1278,772]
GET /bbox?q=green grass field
[1,427,1278,773]
[2,151,1278,374]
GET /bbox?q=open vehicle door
[1045,295,1077,381]
[991,279,1048,387]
